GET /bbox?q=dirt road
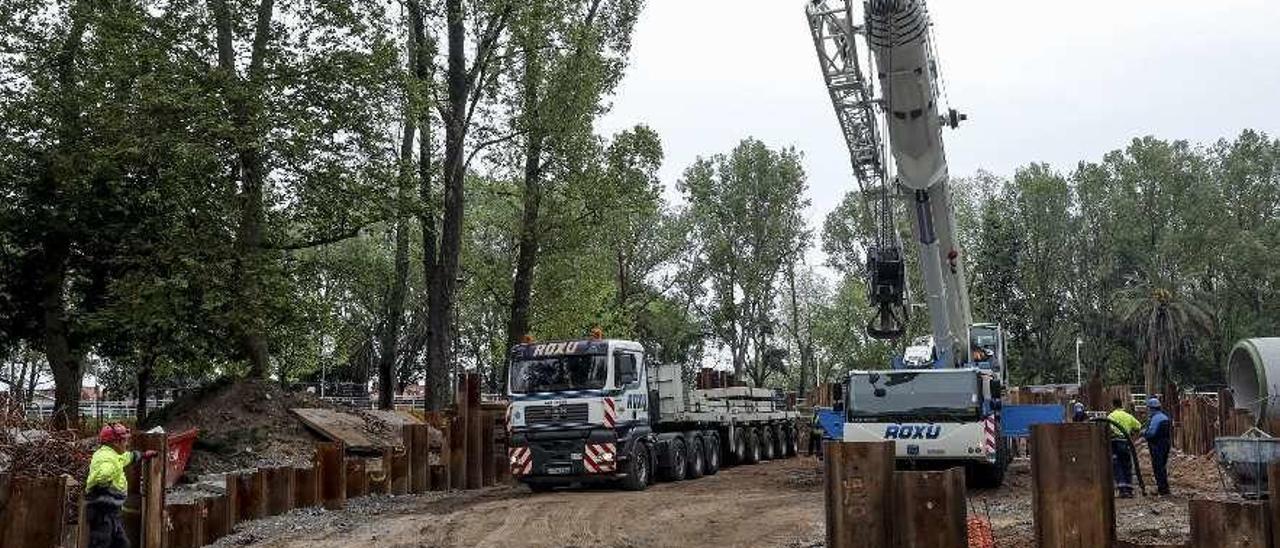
[213,450,1222,548]
[217,457,826,548]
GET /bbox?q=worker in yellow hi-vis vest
[85,424,157,548]
[1107,398,1142,498]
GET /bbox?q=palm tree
[1114,281,1214,396]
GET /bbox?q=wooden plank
[77,492,90,548]
[136,432,166,548]
[235,470,267,522]
[482,411,496,487]
[202,495,232,545]
[164,502,204,548]
[345,459,369,498]
[223,473,239,530]
[0,475,68,548]
[293,466,319,508]
[1270,463,1280,548]
[1031,423,1115,548]
[824,441,894,548]
[390,444,410,495]
[467,374,483,490]
[452,379,469,490]
[291,408,384,451]
[368,454,389,495]
[264,466,295,516]
[1190,498,1268,547]
[317,442,346,510]
[439,420,453,490]
[409,424,429,494]
[892,468,967,548]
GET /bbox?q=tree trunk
[408,0,438,411]
[1143,349,1158,398]
[42,2,90,430]
[786,263,806,396]
[136,360,153,423]
[505,37,545,386]
[211,0,275,378]
[425,0,469,411]
[378,12,420,411]
[379,130,415,410]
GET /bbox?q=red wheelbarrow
[164,428,199,487]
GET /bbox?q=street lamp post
[1075,337,1083,387]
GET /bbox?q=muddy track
[239,457,825,548]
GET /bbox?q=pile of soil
[143,379,393,476]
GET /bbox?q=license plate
[546,466,572,475]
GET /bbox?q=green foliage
[679,138,811,386]
[956,132,1280,388]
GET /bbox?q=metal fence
[24,399,174,421]
[25,392,509,420]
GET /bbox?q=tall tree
[505,0,641,361]
[425,0,512,409]
[680,139,810,385]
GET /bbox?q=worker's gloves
[142,450,159,460]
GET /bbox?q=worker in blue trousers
[1142,397,1173,496]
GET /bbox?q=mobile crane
[806,0,1010,486]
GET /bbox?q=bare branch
[464,129,529,170]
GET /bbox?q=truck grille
[525,403,590,424]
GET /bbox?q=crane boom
[807,0,973,368]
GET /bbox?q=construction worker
[1142,397,1173,496]
[85,423,157,548]
[809,412,824,458]
[1072,401,1088,422]
[1107,398,1142,498]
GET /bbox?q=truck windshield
[509,354,609,393]
[847,371,979,421]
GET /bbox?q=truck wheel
[771,425,786,458]
[687,436,706,479]
[786,425,800,457]
[744,428,761,464]
[760,427,775,461]
[664,438,688,481]
[621,442,650,491]
[731,429,747,465]
[704,433,721,475]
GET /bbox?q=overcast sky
[596,0,1280,248]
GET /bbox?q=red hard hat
[99,423,131,443]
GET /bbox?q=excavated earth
[206,447,1232,548]
[144,379,398,477]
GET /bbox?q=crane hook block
[865,246,908,340]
